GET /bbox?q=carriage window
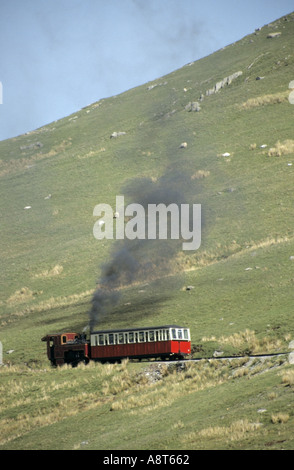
[177,329,183,339]
[183,329,189,340]
[129,332,134,343]
[139,331,145,342]
[109,334,114,345]
[118,333,124,344]
[99,334,104,345]
[172,329,177,339]
[62,336,67,343]
[149,331,155,341]
[166,330,170,340]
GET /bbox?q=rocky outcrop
[205,71,243,96]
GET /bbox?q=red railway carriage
[42,325,191,366]
[90,325,191,362]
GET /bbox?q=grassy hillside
[0,13,294,450]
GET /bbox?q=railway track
[153,351,290,364]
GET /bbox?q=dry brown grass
[280,369,294,387]
[271,413,289,424]
[267,139,294,157]
[184,419,262,444]
[191,170,210,180]
[0,359,129,446]
[33,264,63,278]
[240,90,289,110]
[5,289,93,318]
[0,139,72,176]
[77,147,106,159]
[202,329,283,354]
[179,235,293,274]
[6,287,35,304]
[109,361,231,415]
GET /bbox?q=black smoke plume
[89,164,197,331]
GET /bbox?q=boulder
[267,32,281,38]
[288,352,294,364]
[185,101,201,112]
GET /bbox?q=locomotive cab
[41,332,89,366]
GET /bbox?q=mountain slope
[0,12,294,450]
[1,12,294,348]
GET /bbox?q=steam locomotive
[42,325,191,366]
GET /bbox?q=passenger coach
[90,325,191,362]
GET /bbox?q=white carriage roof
[91,325,188,334]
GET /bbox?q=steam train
[42,325,191,366]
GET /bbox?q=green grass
[0,12,294,450]
[1,358,293,450]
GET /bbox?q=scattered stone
[213,350,224,357]
[110,131,126,138]
[143,364,169,383]
[180,142,188,148]
[288,340,294,349]
[24,206,32,210]
[147,82,168,91]
[221,152,231,157]
[20,142,43,151]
